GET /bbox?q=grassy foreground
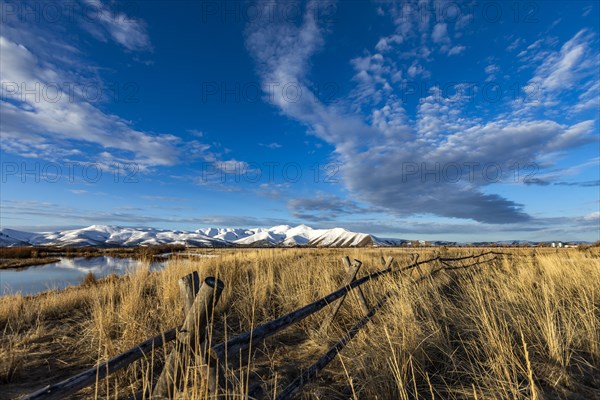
[0,248,598,399]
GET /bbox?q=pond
[0,257,167,296]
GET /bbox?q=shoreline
[0,257,61,270]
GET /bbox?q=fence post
[179,271,201,314]
[319,258,363,334]
[410,254,423,279]
[153,276,224,399]
[342,256,370,316]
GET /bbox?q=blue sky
[0,0,599,242]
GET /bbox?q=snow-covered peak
[268,225,292,234]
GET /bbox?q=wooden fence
[23,251,503,400]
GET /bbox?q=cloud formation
[0,11,231,170]
[80,0,153,52]
[0,200,292,230]
[244,0,597,224]
[0,35,179,166]
[287,193,369,221]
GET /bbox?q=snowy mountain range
[1,225,588,248]
[0,225,407,248]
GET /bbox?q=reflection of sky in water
[0,257,166,296]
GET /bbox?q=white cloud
[407,61,429,78]
[532,30,591,91]
[485,64,500,75]
[350,52,397,105]
[516,38,553,64]
[507,37,524,52]
[81,0,152,52]
[447,45,466,56]
[375,35,403,52]
[187,129,204,137]
[523,30,599,115]
[259,142,283,149]
[485,64,500,82]
[583,211,600,221]
[431,23,449,44]
[573,79,600,112]
[370,99,409,138]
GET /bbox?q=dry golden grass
[0,247,598,399]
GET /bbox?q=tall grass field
[1,247,598,399]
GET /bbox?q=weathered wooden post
[153,276,224,398]
[179,271,201,314]
[411,253,423,279]
[342,256,370,316]
[318,258,363,334]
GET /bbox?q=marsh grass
[0,248,598,399]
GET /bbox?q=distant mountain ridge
[0,224,407,248]
[0,225,588,248]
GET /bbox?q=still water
[0,257,166,296]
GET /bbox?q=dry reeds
[0,248,598,399]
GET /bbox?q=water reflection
[0,257,166,296]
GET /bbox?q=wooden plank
[153,277,224,398]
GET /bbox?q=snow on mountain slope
[307,228,374,247]
[233,230,284,246]
[0,229,39,245]
[0,230,32,246]
[0,225,406,248]
[282,234,311,246]
[196,228,251,242]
